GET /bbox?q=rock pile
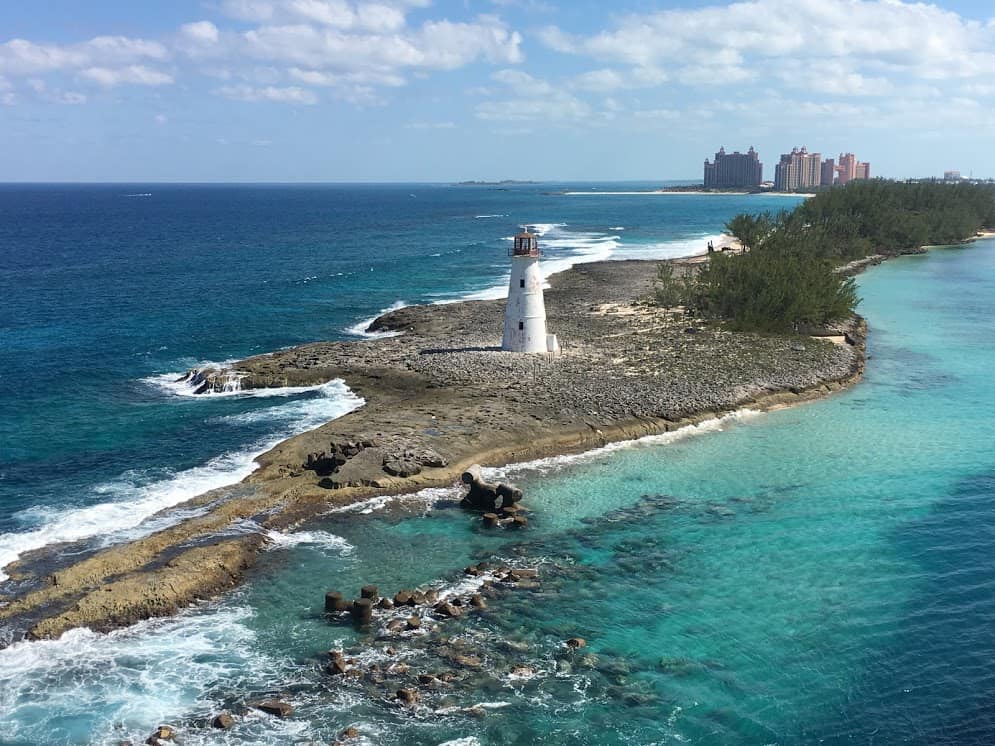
[303,439,448,488]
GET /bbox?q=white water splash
[0,381,364,580]
[344,299,408,339]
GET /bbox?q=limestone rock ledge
[0,259,866,644]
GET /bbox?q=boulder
[396,688,420,706]
[360,585,378,601]
[382,458,422,478]
[339,726,360,739]
[566,637,587,649]
[351,598,374,624]
[145,725,175,744]
[324,591,348,613]
[433,602,461,618]
[406,615,422,630]
[251,700,294,718]
[211,713,235,730]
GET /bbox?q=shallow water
[3,234,995,744]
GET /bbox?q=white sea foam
[344,299,408,338]
[261,528,354,555]
[0,381,364,580]
[611,232,727,261]
[482,408,763,483]
[0,604,327,746]
[474,214,506,218]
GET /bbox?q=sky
[1,0,994,182]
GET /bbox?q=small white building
[502,230,559,354]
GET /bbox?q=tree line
[656,180,995,332]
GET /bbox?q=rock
[464,565,480,576]
[378,597,394,609]
[482,513,499,528]
[327,652,349,676]
[325,591,347,613]
[434,602,461,618]
[386,661,409,675]
[510,665,535,677]
[454,654,482,668]
[339,726,360,739]
[145,725,175,744]
[351,598,374,624]
[360,584,378,601]
[512,515,529,529]
[509,568,538,580]
[410,590,426,605]
[383,458,422,478]
[211,712,235,730]
[406,615,422,630]
[396,688,420,706]
[393,590,412,606]
[566,637,587,649]
[470,594,486,609]
[465,706,487,719]
[251,699,293,718]
[418,673,441,686]
[424,589,439,604]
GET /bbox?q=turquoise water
[2,188,994,744]
[0,186,995,746]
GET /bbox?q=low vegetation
[656,180,995,332]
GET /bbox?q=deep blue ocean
[2,184,994,745]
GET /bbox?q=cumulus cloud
[539,0,995,92]
[80,65,173,87]
[0,34,172,92]
[216,83,318,103]
[478,68,591,123]
[181,21,220,45]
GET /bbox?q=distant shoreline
[561,189,815,197]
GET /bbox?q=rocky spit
[0,258,865,643]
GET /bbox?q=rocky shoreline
[0,258,866,644]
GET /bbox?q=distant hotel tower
[774,146,823,190]
[836,153,871,184]
[502,230,559,354]
[703,146,762,188]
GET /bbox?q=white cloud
[492,69,553,97]
[181,21,220,45]
[539,0,995,91]
[571,66,668,92]
[0,34,173,93]
[216,83,318,103]
[80,65,174,87]
[155,113,168,124]
[479,68,591,123]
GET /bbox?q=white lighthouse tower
[502,229,559,353]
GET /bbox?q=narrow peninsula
[0,257,863,643]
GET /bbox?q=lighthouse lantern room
[502,229,559,354]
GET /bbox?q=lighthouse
[502,229,559,353]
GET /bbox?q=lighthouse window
[518,321,524,330]
[519,279,525,288]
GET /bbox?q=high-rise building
[837,153,871,184]
[774,147,822,191]
[944,170,962,181]
[703,146,763,188]
[821,158,836,186]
